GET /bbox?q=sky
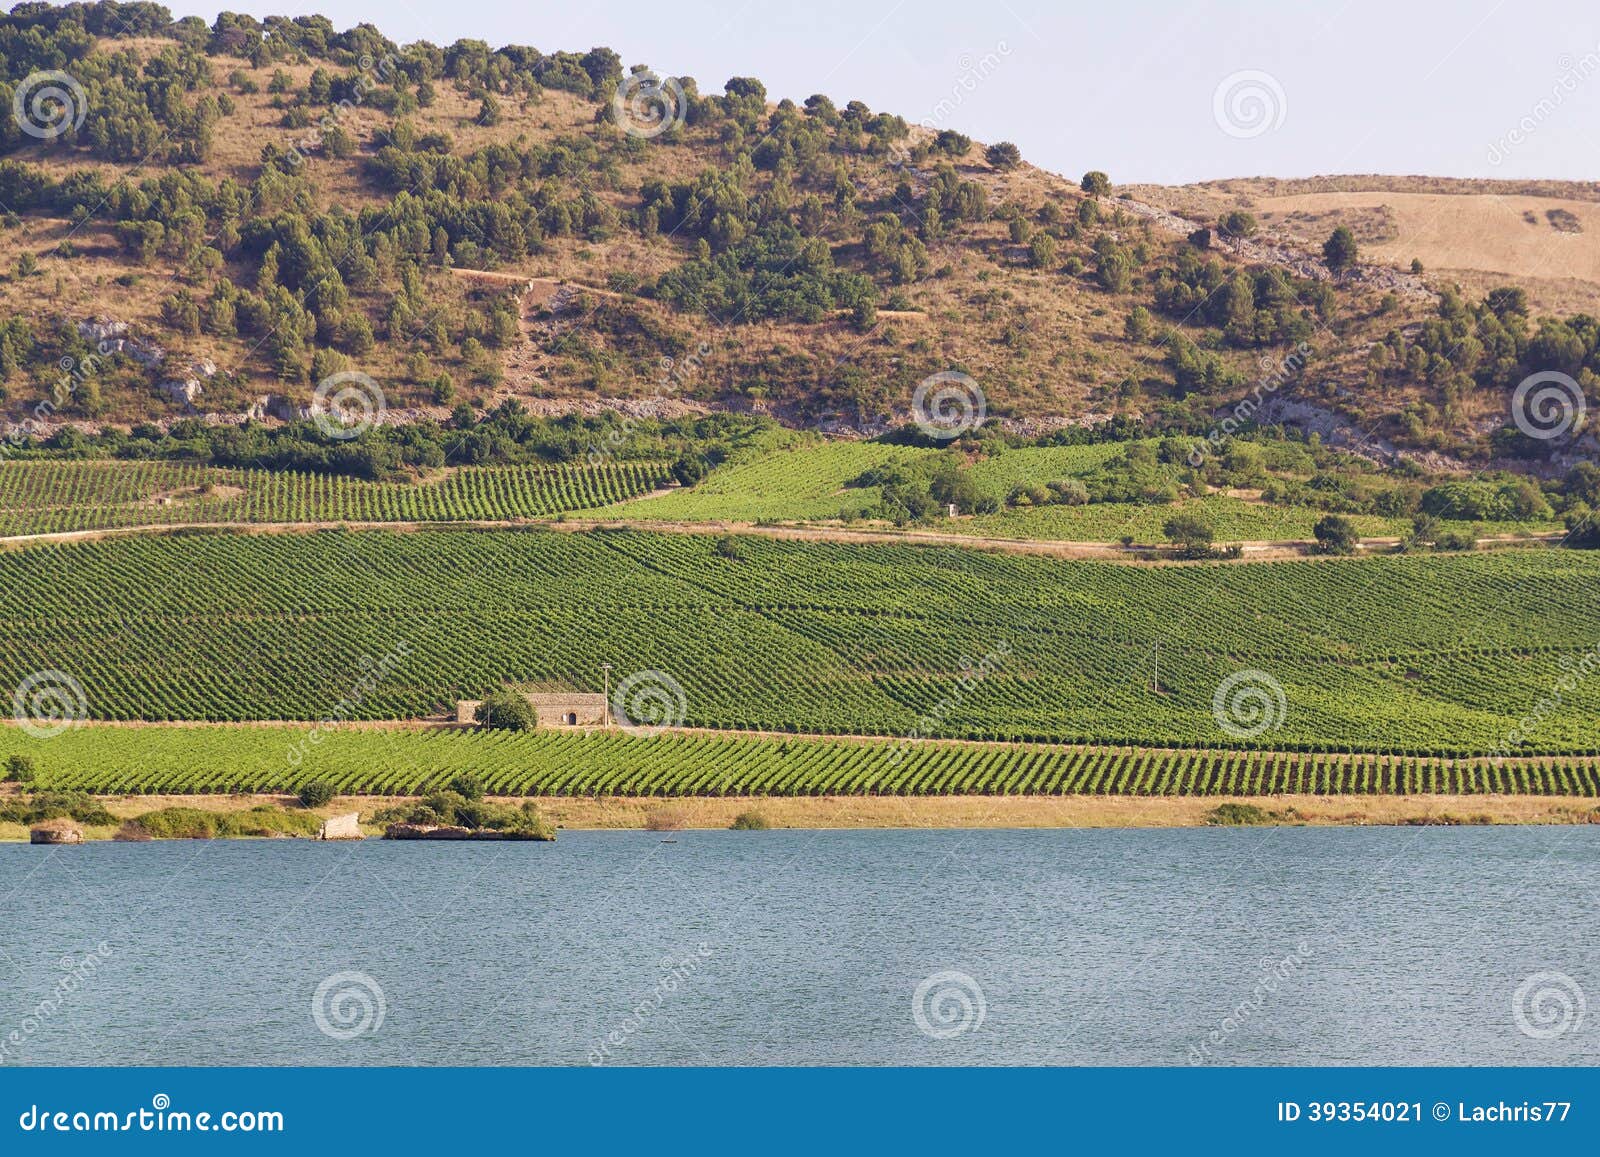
[167,0,1600,186]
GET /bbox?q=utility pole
[1151,639,1160,694]
[601,663,613,726]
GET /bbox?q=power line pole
[601,663,613,726]
[1152,639,1160,694]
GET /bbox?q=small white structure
[317,813,363,840]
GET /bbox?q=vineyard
[595,438,1558,542]
[8,725,1599,798]
[2,528,1598,755]
[0,460,669,535]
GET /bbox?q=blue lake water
[1,827,1596,1066]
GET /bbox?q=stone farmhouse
[455,692,609,727]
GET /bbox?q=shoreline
[4,792,1598,841]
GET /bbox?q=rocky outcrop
[317,812,364,840]
[30,820,83,845]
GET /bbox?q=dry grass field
[1132,176,1600,314]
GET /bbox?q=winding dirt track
[0,516,1563,562]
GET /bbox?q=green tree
[298,779,336,808]
[1163,512,1214,558]
[1312,514,1359,555]
[1323,226,1359,271]
[985,141,1022,170]
[1080,171,1110,197]
[1028,233,1058,269]
[1217,210,1257,243]
[475,691,539,731]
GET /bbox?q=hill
[3,526,1597,755]
[0,3,1594,472]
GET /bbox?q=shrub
[985,141,1022,169]
[644,807,688,831]
[1205,802,1272,826]
[1312,514,1359,555]
[730,810,771,830]
[297,779,336,808]
[0,790,114,827]
[4,753,35,783]
[448,773,486,802]
[124,805,321,840]
[475,691,539,731]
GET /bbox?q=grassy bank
[4,791,1599,840]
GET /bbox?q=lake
[1,827,1595,1066]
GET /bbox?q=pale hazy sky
[170,0,1600,185]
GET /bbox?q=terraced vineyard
[2,528,1598,755]
[9,725,1599,798]
[0,460,669,535]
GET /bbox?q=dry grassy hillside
[1130,176,1600,314]
[0,8,1593,470]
